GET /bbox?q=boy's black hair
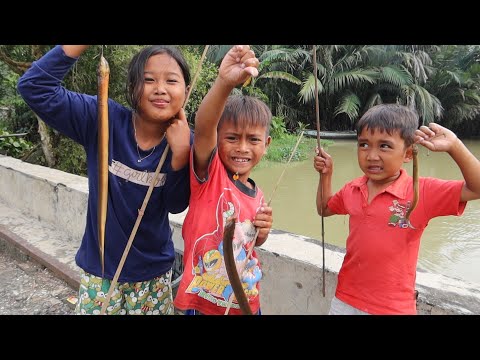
[126,45,191,111]
[356,104,419,147]
[219,95,272,137]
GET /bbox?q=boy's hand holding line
[218,45,260,89]
[416,122,480,201]
[415,122,458,152]
[253,202,273,247]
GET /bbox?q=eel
[223,217,252,315]
[97,53,110,275]
[405,145,419,223]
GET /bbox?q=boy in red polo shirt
[313,104,480,315]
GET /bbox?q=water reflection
[252,139,480,285]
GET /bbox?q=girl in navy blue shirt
[18,45,193,314]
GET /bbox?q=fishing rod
[313,45,326,297]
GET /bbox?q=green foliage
[260,130,333,170]
[0,61,36,137]
[270,116,288,139]
[54,137,87,176]
[4,44,480,171]
[264,134,317,163]
[0,128,32,157]
[180,47,218,123]
[0,61,18,100]
[3,99,38,139]
[334,92,361,122]
[296,121,310,132]
[64,46,143,105]
[240,85,269,103]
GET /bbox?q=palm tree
[299,45,377,130]
[425,45,480,131]
[207,45,306,128]
[298,45,443,131]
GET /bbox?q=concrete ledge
[2,154,480,314]
[0,155,88,241]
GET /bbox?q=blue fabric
[17,45,193,282]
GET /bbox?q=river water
[252,138,480,285]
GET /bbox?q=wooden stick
[313,45,326,297]
[0,133,28,139]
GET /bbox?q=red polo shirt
[328,168,466,314]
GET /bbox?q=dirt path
[0,247,76,315]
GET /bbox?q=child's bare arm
[253,203,273,246]
[167,108,191,171]
[415,122,480,201]
[62,45,90,58]
[193,45,259,179]
[313,146,335,216]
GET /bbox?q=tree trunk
[35,114,56,167]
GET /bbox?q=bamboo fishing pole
[313,45,326,297]
[100,45,210,315]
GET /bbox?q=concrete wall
[1,154,480,315]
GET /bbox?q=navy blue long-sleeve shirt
[17,45,192,282]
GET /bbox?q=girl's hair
[356,104,419,147]
[219,95,272,136]
[126,45,191,111]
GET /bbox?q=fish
[97,53,110,275]
[242,76,252,88]
[222,217,252,315]
[405,145,419,222]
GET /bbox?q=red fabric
[174,150,265,315]
[328,168,466,314]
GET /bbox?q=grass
[258,133,333,170]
